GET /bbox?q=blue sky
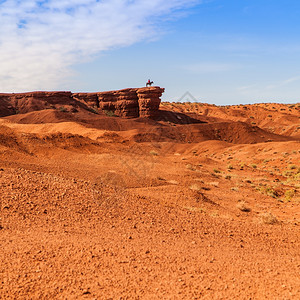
[1,0,300,104]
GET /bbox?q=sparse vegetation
[59,107,68,112]
[227,164,233,170]
[284,189,296,202]
[149,150,158,156]
[186,164,195,171]
[104,110,115,117]
[257,186,278,198]
[289,164,297,170]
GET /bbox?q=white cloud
[0,0,199,92]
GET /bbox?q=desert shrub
[104,110,115,117]
[227,164,233,170]
[283,166,300,179]
[237,201,251,212]
[289,164,297,170]
[260,212,278,225]
[283,170,294,177]
[257,186,278,198]
[213,168,221,173]
[231,187,239,192]
[239,163,246,170]
[285,189,296,201]
[186,164,195,171]
[251,164,257,169]
[59,107,67,112]
[149,150,158,156]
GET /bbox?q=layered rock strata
[137,87,164,118]
[0,87,164,118]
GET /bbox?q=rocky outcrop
[72,93,98,108]
[0,91,74,115]
[137,87,164,118]
[97,88,139,118]
[0,87,164,118]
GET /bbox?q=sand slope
[0,103,299,299]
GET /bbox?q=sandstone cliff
[0,87,164,118]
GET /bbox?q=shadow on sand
[155,110,206,124]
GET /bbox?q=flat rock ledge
[0,87,165,118]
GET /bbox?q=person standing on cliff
[146,79,153,87]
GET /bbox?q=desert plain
[0,95,299,299]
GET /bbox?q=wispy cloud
[265,75,300,90]
[0,0,199,92]
[182,62,240,73]
[235,74,300,102]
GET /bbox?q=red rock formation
[97,88,139,118]
[137,87,164,118]
[0,94,14,116]
[0,91,73,116]
[72,93,98,108]
[0,87,165,118]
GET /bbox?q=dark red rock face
[137,87,164,118]
[97,88,139,118]
[0,87,164,118]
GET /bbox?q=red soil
[0,101,299,299]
